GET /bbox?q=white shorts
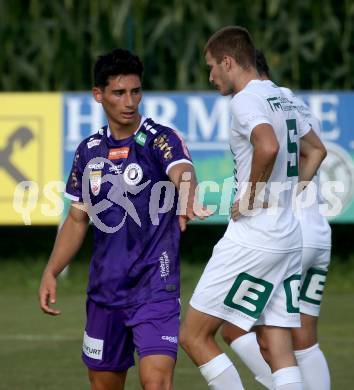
[190,236,302,331]
[300,247,331,317]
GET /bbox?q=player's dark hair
[204,26,256,69]
[93,48,144,88]
[255,50,271,79]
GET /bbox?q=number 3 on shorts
[224,273,273,319]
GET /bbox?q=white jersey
[281,87,331,249]
[225,79,311,253]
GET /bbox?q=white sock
[295,344,330,390]
[199,353,245,390]
[272,366,303,390]
[230,332,274,389]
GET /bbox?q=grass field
[0,255,354,390]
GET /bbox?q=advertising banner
[1,91,353,225]
[63,91,354,223]
[0,94,62,225]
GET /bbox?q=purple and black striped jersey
[65,117,192,308]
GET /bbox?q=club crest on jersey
[153,134,173,160]
[123,163,143,185]
[89,170,102,196]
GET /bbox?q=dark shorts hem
[87,294,180,310]
[138,348,177,360]
[82,356,135,372]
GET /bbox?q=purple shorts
[82,298,180,372]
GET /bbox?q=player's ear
[92,87,103,103]
[223,55,232,71]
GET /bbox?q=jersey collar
[106,116,147,138]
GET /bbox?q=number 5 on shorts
[224,273,273,319]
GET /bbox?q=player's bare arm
[168,163,212,231]
[39,203,89,315]
[298,129,327,192]
[232,123,279,221]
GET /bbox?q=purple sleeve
[65,146,85,202]
[152,129,193,174]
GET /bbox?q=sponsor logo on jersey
[71,152,80,189]
[153,134,173,159]
[123,163,143,185]
[173,130,191,159]
[83,332,103,360]
[134,131,147,146]
[266,96,283,112]
[160,251,170,280]
[87,139,101,149]
[89,170,101,196]
[108,147,129,160]
[109,163,123,175]
[88,161,104,170]
[161,335,178,344]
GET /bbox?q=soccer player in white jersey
[220,50,332,390]
[180,26,327,390]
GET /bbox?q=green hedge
[1,0,353,91]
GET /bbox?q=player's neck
[234,69,261,93]
[108,115,142,140]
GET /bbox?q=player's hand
[179,204,213,232]
[231,200,242,221]
[231,198,252,221]
[231,199,268,221]
[38,271,61,316]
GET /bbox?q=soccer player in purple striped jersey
[39,48,211,390]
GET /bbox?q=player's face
[205,51,234,96]
[93,74,142,126]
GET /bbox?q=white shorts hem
[256,318,301,328]
[190,299,301,330]
[299,302,320,317]
[190,299,253,332]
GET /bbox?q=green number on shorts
[224,273,273,319]
[283,274,301,313]
[300,268,327,305]
[286,119,299,177]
